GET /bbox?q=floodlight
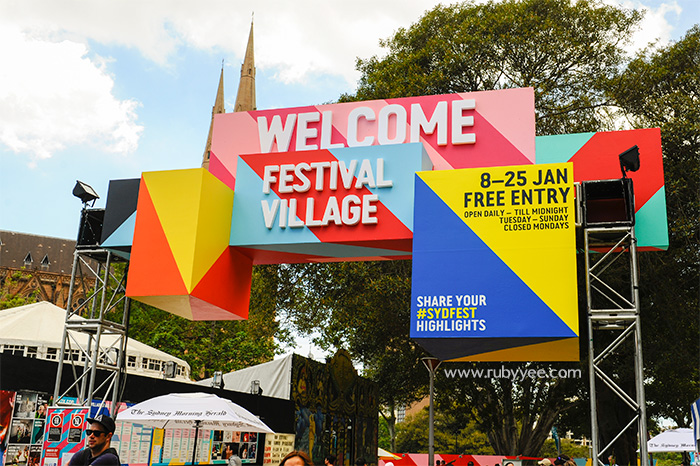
[73,180,99,205]
[619,145,640,178]
[211,371,224,389]
[163,361,177,378]
[250,379,263,395]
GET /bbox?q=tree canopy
[281,0,699,458]
[343,0,642,135]
[128,265,291,379]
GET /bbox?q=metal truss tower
[583,221,649,466]
[53,237,130,415]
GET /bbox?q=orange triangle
[126,178,188,297]
[191,247,252,320]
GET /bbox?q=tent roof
[0,301,190,368]
[647,428,696,452]
[197,354,294,400]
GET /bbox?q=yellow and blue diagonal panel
[410,163,579,361]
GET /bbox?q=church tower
[202,18,256,170]
[234,19,256,113]
[201,66,225,170]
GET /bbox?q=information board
[411,163,579,361]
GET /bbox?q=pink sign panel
[209,88,535,190]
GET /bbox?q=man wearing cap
[68,414,121,465]
[538,459,552,466]
[553,455,570,466]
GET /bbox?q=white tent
[196,354,294,399]
[647,428,696,452]
[0,301,192,381]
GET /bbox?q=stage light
[211,371,224,389]
[72,180,99,205]
[619,145,640,178]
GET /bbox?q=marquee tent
[647,428,696,452]
[0,301,191,381]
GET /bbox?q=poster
[40,407,89,466]
[263,434,295,465]
[411,163,579,361]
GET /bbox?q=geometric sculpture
[125,168,252,320]
[536,128,667,250]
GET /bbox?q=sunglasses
[85,429,107,437]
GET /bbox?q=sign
[41,407,88,466]
[47,414,62,443]
[410,163,579,361]
[262,433,295,465]
[67,414,84,443]
[230,143,431,263]
[210,88,536,190]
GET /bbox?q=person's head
[553,455,570,466]
[85,414,115,455]
[229,454,243,466]
[356,458,367,466]
[538,460,552,466]
[468,462,475,466]
[280,451,313,466]
[325,455,336,466]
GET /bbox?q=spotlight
[211,371,224,389]
[250,379,263,395]
[619,145,640,178]
[72,180,99,205]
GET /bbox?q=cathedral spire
[234,17,256,112]
[201,64,225,170]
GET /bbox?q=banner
[411,163,579,361]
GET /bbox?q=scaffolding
[583,217,648,465]
[53,239,130,416]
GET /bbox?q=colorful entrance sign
[230,143,431,263]
[209,88,536,189]
[106,86,667,335]
[410,163,579,361]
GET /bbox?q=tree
[0,269,40,310]
[280,261,429,452]
[295,0,646,456]
[128,265,291,379]
[342,0,641,135]
[539,439,590,458]
[434,361,588,456]
[610,26,700,426]
[394,408,494,454]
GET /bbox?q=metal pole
[585,230,601,466]
[630,229,649,466]
[191,420,201,465]
[54,249,81,403]
[422,357,441,466]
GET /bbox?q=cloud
[608,0,682,52]
[0,24,143,163]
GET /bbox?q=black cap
[554,455,570,465]
[87,414,115,434]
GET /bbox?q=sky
[1,0,697,240]
[0,0,696,360]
